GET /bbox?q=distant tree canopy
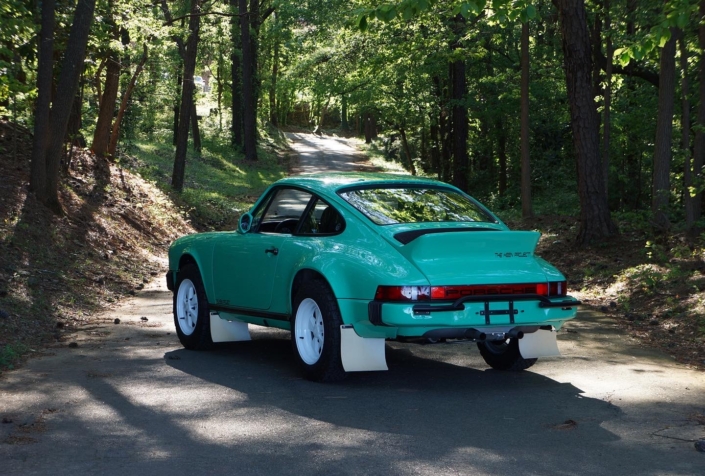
[2,0,704,243]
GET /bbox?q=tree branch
[159,0,188,58]
[595,47,659,87]
[261,6,275,22]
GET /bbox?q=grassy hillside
[0,121,288,371]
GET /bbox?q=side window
[250,191,274,231]
[298,198,346,235]
[257,188,313,234]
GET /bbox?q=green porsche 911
[166,173,580,382]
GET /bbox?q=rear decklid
[394,230,547,285]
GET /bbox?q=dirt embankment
[0,120,192,369]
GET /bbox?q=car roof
[275,172,454,195]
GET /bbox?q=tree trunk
[692,0,705,224]
[652,28,677,232]
[399,127,417,176]
[451,15,468,192]
[249,0,261,115]
[29,0,55,201]
[440,108,452,182]
[364,112,372,143]
[430,115,440,178]
[93,57,105,107]
[230,0,242,148]
[554,0,617,244]
[682,34,694,229]
[108,44,148,157]
[91,0,120,158]
[216,53,223,131]
[172,0,201,191]
[240,0,257,160]
[43,0,97,213]
[173,69,181,146]
[341,94,349,130]
[191,101,201,152]
[520,20,532,217]
[269,28,279,126]
[91,53,120,157]
[498,119,508,197]
[602,0,613,201]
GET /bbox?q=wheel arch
[291,269,334,310]
[174,252,215,303]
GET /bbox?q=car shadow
[163,331,623,463]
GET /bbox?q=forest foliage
[1,0,705,242]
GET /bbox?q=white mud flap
[518,329,561,359]
[210,312,251,343]
[340,325,388,372]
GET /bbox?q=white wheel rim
[176,279,198,335]
[295,298,324,365]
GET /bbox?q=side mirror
[238,212,253,234]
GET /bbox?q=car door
[212,188,314,311]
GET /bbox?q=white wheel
[294,298,325,365]
[176,278,198,336]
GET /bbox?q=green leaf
[460,3,470,18]
[358,15,368,32]
[659,29,671,48]
[385,7,397,22]
[619,51,631,67]
[526,5,537,20]
[677,13,688,29]
[403,6,414,20]
[633,46,643,61]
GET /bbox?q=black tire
[477,338,537,371]
[291,280,346,382]
[173,263,213,350]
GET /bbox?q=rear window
[338,187,495,225]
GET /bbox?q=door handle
[265,247,279,255]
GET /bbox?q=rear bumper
[364,294,579,337]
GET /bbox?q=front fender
[167,232,221,302]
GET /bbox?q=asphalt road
[285,132,382,174]
[1,134,704,475]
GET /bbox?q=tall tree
[602,0,613,200]
[91,0,121,158]
[240,0,258,160]
[172,0,201,191]
[652,27,677,232]
[231,0,243,147]
[38,0,97,213]
[681,33,694,229]
[29,0,55,200]
[693,0,705,226]
[451,14,469,191]
[553,0,617,244]
[520,19,532,218]
[108,44,148,157]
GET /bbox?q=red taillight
[375,281,567,301]
[375,286,431,301]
